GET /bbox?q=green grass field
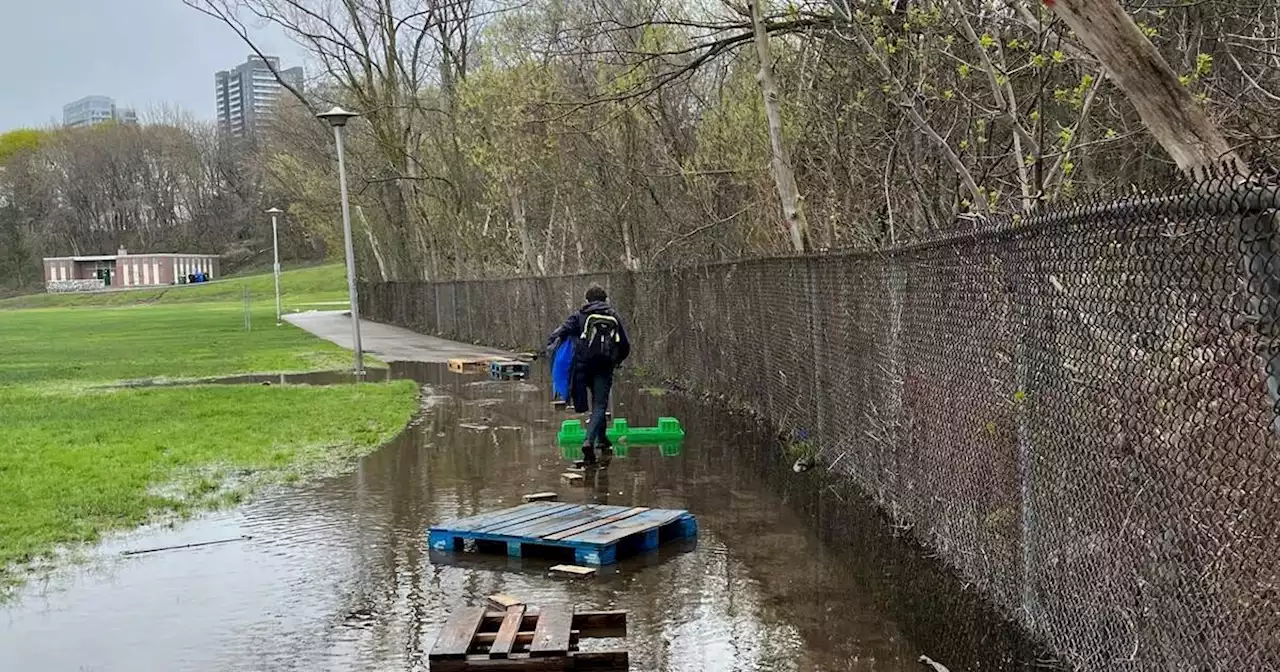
[0,265,418,588]
[0,303,355,385]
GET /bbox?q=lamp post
[266,207,283,326]
[316,105,364,375]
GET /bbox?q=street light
[266,207,283,326]
[316,105,364,375]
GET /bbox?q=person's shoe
[581,442,597,465]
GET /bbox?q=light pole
[266,207,283,326]
[316,105,364,375]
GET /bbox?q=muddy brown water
[1,363,1053,671]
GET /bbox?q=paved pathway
[284,310,511,363]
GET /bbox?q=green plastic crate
[559,440,683,460]
[557,416,685,446]
[561,442,631,459]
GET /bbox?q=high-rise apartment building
[215,55,304,138]
[62,96,137,128]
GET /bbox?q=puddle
[0,363,1053,671]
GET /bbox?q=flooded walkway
[0,361,1050,671]
[284,310,510,363]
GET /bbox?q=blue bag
[551,339,573,399]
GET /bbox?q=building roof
[42,253,220,262]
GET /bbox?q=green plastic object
[559,440,682,461]
[557,417,685,446]
[561,443,630,460]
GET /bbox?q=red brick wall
[44,254,219,287]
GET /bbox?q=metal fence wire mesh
[360,169,1280,670]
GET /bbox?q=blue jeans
[585,368,614,448]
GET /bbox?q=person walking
[546,285,631,464]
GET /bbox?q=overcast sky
[0,0,307,130]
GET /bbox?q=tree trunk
[620,215,638,271]
[749,0,810,253]
[354,205,391,281]
[1042,0,1245,174]
[507,179,540,274]
[567,204,585,273]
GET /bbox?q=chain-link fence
[361,170,1280,670]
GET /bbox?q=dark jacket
[547,300,631,367]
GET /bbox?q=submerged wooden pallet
[429,605,628,671]
[489,359,531,379]
[448,357,500,374]
[428,502,697,566]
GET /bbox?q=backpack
[579,313,621,365]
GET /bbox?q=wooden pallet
[428,502,698,566]
[429,605,628,671]
[448,357,497,374]
[489,359,531,378]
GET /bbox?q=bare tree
[1039,0,1246,174]
[748,0,811,252]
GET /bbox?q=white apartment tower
[62,96,138,128]
[214,55,303,138]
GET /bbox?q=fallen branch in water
[121,535,252,556]
[918,655,952,672]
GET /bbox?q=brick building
[43,248,220,293]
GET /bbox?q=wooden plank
[461,503,575,534]
[562,509,689,545]
[542,507,648,542]
[560,472,584,484]
[464,503,577,533]
[432,651,627,671]
[473,627,603,647]
[447,502,569,532]
[489,605,526,658]
[432,502,544,531]
[491,504,604,538]
[478,505,585,535]
[519,505,639,540]
[529,607,574,656]
[472,630,537,647]
[500,504,627,540]
[549,564,596,576]
[430,656,570,671]
[429,605,487,660]
[522,492,558,502]
[487,593,522,610]
[447,358,490,374]
[473,628,581,646]
[482,610,625,637]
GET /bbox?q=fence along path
[361,170,1280,670]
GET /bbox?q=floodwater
[1,362,1052,672]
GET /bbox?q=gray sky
[0,0,307,130]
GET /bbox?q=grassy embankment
[0,264,418,589]
[0,262,349,310]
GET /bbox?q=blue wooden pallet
[428,502,698,566]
